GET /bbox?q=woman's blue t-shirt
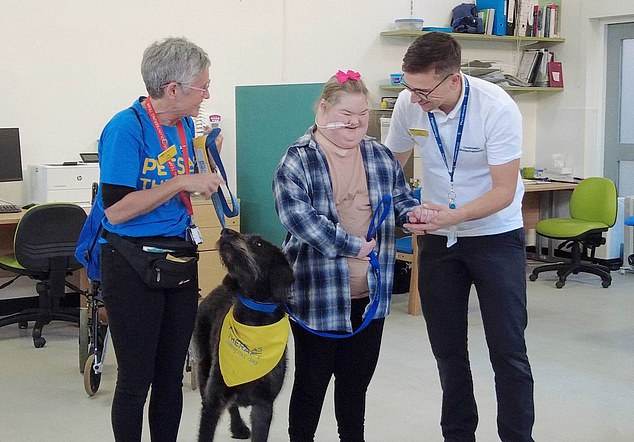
[98,98,196,238]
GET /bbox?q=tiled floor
[1,268,633,441]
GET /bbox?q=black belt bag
[103,230,198,289]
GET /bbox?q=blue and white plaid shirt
[273,127,419,332]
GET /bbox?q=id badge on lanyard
[427,76,470,248]
[145,97,202,246]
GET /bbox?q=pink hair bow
[335,70,361,84]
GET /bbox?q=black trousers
[288,297,385,442]
[418,229,535,442]
[101,243,198,442]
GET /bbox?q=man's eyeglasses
[400,73,453,100]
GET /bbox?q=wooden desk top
[523,180,577,193]
[0,210,26,225]
[1,205,90,226]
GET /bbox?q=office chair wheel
[83,354,101,396]
[555,279,565,289]
[528,273,538,282]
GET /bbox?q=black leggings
[101,243,198,442]
[288,297,385,442]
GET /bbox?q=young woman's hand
[356,238,376,260]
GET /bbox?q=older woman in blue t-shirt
[98,37,223,442]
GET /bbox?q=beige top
[320,142,372,299]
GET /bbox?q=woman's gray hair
[141,37,211,99]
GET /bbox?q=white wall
[0,0,443,203]
[4,0,625,205]
[535,1,634,178]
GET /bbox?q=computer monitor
[0,128,23,183]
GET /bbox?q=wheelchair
[78,280,109,396]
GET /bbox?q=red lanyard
[144,97,193,215]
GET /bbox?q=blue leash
[205,128,239,227]
[284,194,393,339]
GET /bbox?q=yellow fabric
[219,305,289,387]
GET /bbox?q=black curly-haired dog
[194,228,293,441]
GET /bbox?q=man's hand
[404,203,464,235]
[407,204,440,224]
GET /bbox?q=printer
[28,163,100,207]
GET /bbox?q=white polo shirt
[385,73,525,237]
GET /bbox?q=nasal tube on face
[314,119,351,130]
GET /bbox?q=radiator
[624,196,634,265]
[594,197,624,265]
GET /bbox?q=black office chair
[0,203,87,347]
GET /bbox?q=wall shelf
[380,30,564,44]
[379,85,563,95]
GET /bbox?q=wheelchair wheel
[79,307,89,373]
[190,362,198,391]
[83,354,101,396]
[185,348,198,390]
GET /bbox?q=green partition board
[236,83,323,245]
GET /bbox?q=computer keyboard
[0,204,22,213]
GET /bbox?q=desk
[522,181,577,230]
[1,210,89,305]
[1,211,37,314]
[522,181,577,259]
[0,211,26,276]
[405,180,578,316]
[2,202,237,295]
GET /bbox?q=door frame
[604,22,634,194]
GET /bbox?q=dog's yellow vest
[219,306,289,387]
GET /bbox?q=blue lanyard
[205,128,239,227]
[427,76,470,208]
[285,194,392,339]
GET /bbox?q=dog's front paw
[230,422,250,440]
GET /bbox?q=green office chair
[0,203,87,347]
[529,177,617,288]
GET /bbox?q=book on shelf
[506,0,517,36]
[533,49,553,87]
[462,60,531,87]
[514,0,560,38]
[478,8,496,35]
[515,49,561,88]
[548,61,564,87]
[516,49,541,84]
[476,0,507,36]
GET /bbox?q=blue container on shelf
[390,73,404,86]
[422,26,452,33]
[394,18,424,31]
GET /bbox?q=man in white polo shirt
[386,32,534,442]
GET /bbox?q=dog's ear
[268,253,294,301]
